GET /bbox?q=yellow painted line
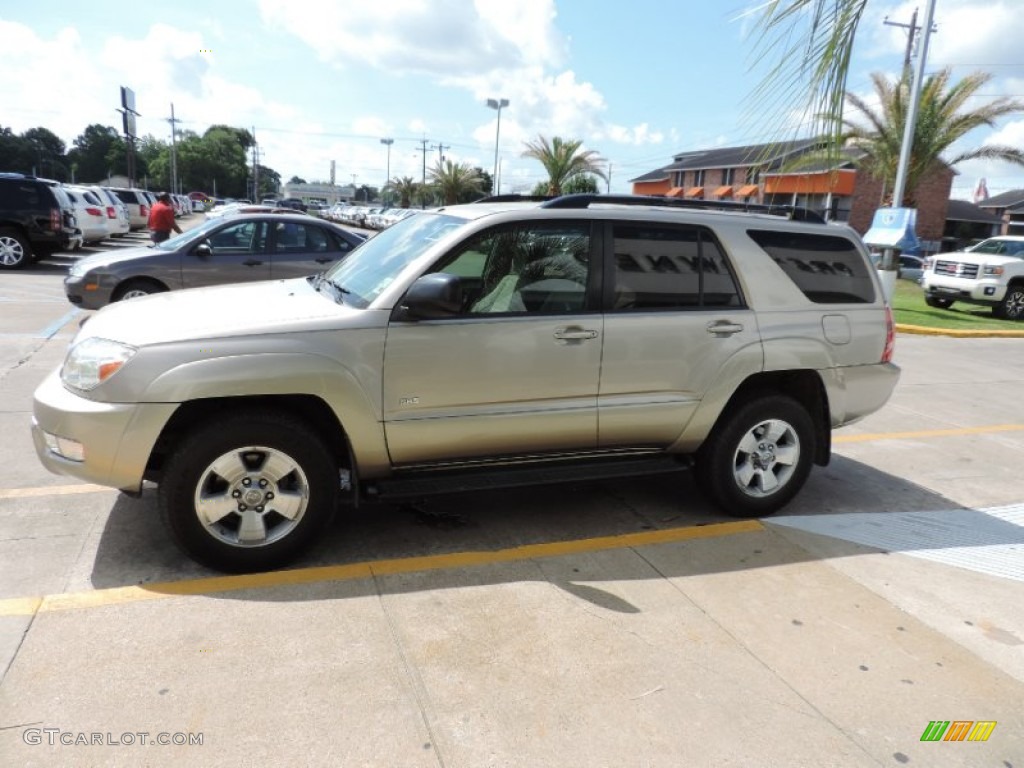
[835,423,1024,444]
[0,484,110,500]
[0,519,763,617]
[896,323,1024,338]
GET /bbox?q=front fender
[139,353,390,475]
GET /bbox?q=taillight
[882,305,895,363]
[49,208,60,231]
[140,204,149,216]
[85,207,103,217]
[106,206,116,219]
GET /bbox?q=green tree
[69,124,123,182]
[22,127,68,180]
[840,69,1024,205]
[288,175,307,185]
[521,136,607,196]
[563,173,601,194]
[0,125,32,173]
[428,160,483,205]
[385,176,419,208]
[251,165,281,200]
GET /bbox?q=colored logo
[920,721,996,742]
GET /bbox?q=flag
[974,178,989,204]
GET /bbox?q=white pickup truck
[921,236,1024,320]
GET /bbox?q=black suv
[0,173,81,269]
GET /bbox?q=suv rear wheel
[696,395,815,517]
[158,412,338,572]
[0,228,31,270]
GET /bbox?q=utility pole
[415,138,431,207]
[884,7,937,79]
[431,143,450,167]
[167,104,182,193]
[251,126,259,201]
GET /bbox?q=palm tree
[384,176,419,208]
[521,136,607,196]
[428,160,484,205]
[841,69,1024,205]
[748,0,871,147]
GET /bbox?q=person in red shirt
[147,193,182,243]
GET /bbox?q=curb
[895,323,1024,338]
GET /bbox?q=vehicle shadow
[87,454,1023,601]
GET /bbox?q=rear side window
[611,224,741,310]
[0,183,41,207]
[748,229,875,303]
[113,189,136,205]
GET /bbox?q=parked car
[108,188,152,231]
[869,252,925,282]
[921,236,1024,320]
[63,186,111,245]
[0,172,81,269]
[91,186,132,237]
[36,193,899,571]
[64,213,365,309]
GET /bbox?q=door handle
[243,259,263,267]
[554,328,598,340]
[706,321,744,336]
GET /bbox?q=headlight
[983,265,1004,276]
[68,261,92,277]
[61,338,137,391]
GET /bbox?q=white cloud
[258,0,562,75]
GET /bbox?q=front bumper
[32,369,178,493]
[922,276,1006,304]
[64,273,117,309]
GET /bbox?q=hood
[78,277,355,347]
[73,244,165,271]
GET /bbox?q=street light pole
[486,98,509,195]
[380,138,394,200]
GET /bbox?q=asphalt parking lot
[1,231,1023,766]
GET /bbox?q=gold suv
[32,195,900,571]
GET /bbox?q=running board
[367,455,690,500]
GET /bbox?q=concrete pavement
[0,239,1022,766]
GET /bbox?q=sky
[2,0,1023,200]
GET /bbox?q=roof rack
[474,194,554,203]
[538,193,826,224]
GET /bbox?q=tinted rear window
[747,229,875,303]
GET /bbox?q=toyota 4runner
[32,194,900,572]
[921,236,1024,320]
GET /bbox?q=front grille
[934,260,979,279]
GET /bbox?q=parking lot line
[0,484,110,500]
[0,519,763,617]
[36,308,80,339]
[834,423,1024,443]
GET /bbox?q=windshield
[154,217,224,250]
[321,212,465,307]
[968,238,1024,258]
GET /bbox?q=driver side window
[207,221,266,254]
[434,222,592,314]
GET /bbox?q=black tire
[158,412,338,572]
[696,394,815,518]
[0,228,32,270]
[993,285,1024,321]
[112,278,167,302]
[924,295,954,309]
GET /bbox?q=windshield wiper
[311,272,351,304]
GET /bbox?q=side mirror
[393,273,464,321]
[194,242,212,257]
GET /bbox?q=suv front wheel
[158,412,338,572]
[993,284,1024,321]
[697,395,815,518]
